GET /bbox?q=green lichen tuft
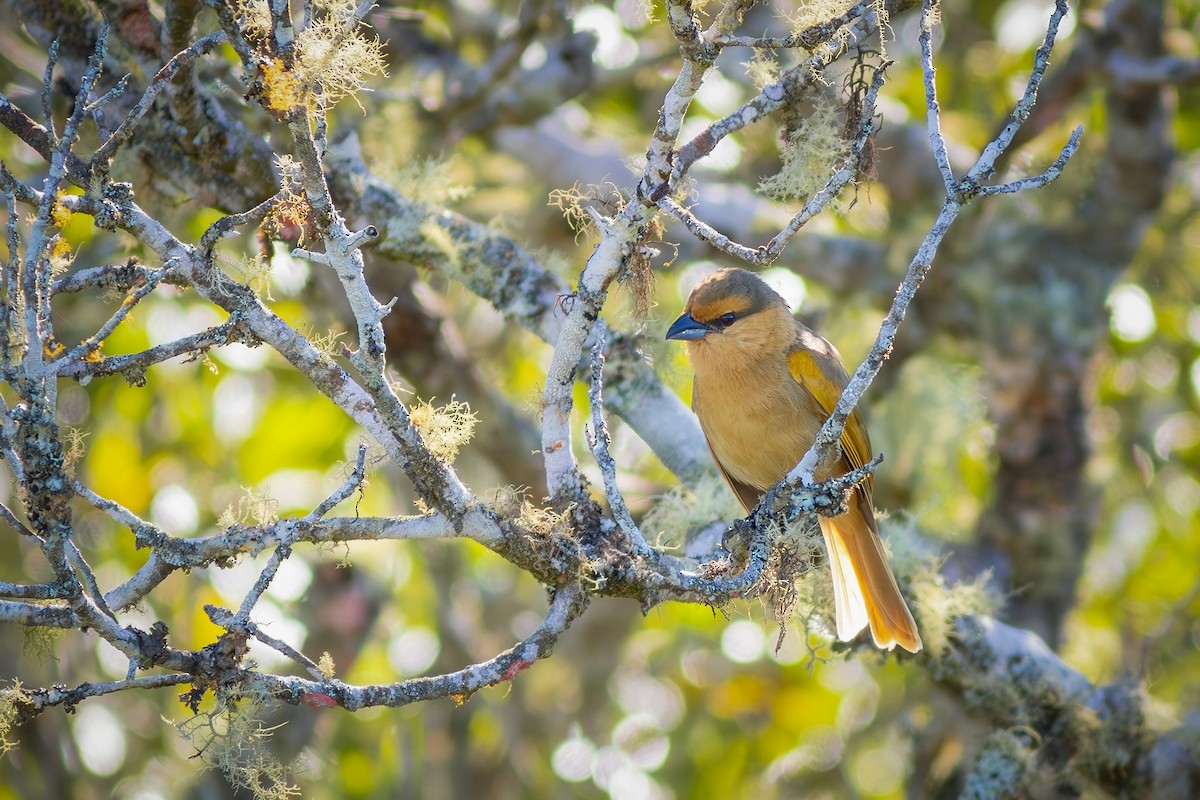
[641,474,743,549]
[175,692,300,800]
[758,100,851,205]
[881,514,999,656]
[0,681,32,755]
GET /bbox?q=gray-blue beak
[666,312,712,341]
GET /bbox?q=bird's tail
[818,496,922,653]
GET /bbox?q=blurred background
[0,0,1198,797]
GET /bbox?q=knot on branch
[129,620,170,669]
[86,186,133,231]
[346,224,379,250]
[954,176,983,202]
[754,453,884,530]
[183,607,252,712]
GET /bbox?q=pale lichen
[0,681,31,755]
[960,729,1032,800]
[883,514,999,656]
[409,396,477,463]
[238,0,387,112]
[547,181,626,242]
[317,651,336,680]
[293,0,387,109]
[63,427,87,477]
[219,486,280,530]
[744,50,781,91]
[266,155,311,245]
[758,99,851,205]
[389,157,474,207]
[641,474,743,549]
[175,692,300,800]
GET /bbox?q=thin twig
[249,580,589,710]
[976,125,1084,196]
[48,265,170,375]
[51,260,185,295]
[0,500,36,539]
[20,674,193,715]
[229,446,369,627]
[585,337,653,556]
[64,539,118,621]
[39,38,60,148]
[919,0,957,192]
[0,580,61,600]
[56,314,256,381]
[199,193,278,256]
[762,61,889,258]
[91,32,227,169]
[23,27,111,376]
[303,444,368,523]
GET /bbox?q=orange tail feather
[818,496,922,653]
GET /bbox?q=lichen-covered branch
[936,616,1197,799]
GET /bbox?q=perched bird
[667,268,922,653]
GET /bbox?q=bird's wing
[786,343,873,492]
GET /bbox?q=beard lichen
[175,691,300,800]
[0,681,32,755]
[758,98,852,205]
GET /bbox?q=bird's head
[666,268,794,360]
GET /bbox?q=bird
[666,267,922,653]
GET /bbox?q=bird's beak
[666,311,712,341]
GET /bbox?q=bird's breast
[692,360,822,492]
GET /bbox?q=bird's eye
[718,312,737,327]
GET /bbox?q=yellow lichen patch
[50,197,74,228]
[261,57,304,113]
[239,0,385,112]
[50,236,75,276]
